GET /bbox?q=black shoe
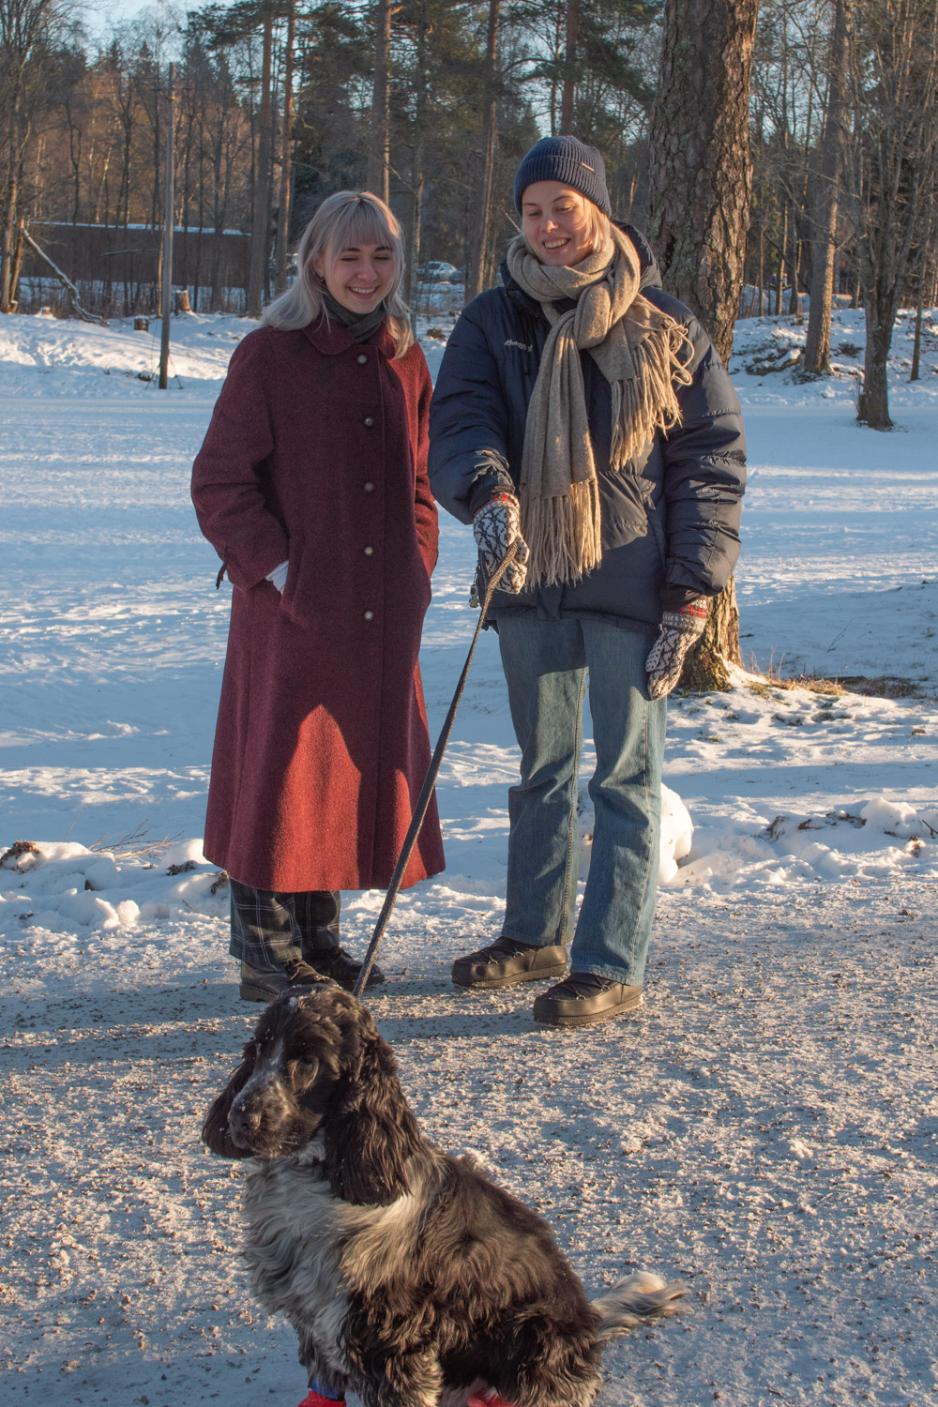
[306,946,385,993]
[452,936,569,990]
[239,958,330,1003]
[532,972,643,1027]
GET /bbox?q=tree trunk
[850,0,938,430]
[680,584,741,692]
[787,203,800,316]
[647,0,758,686]
[857,294,896,429]
[403,9,428,311]
[910,295,922,382]
[466,0,500,300]
[1,159,20,312]
[648,0,760,366]
[774,202,786,316]
[274,0,296,295]
[246,6,274,317]
[366,0,392,203]
[560,0,578,131]
[804,0,851,376]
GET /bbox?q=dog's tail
[591,1271,686,1338]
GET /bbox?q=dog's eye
[289,1056,319,1085]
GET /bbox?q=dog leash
[352,545,519,999]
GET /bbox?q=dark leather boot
[452,936,568,990]
[532,972,643,1027]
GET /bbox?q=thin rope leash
[352,546,519,999]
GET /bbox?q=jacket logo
[504,339,533,352]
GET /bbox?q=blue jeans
[498,614,666,986]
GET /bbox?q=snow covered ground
[1,305,936,1407]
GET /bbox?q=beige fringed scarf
[506,224,693,588]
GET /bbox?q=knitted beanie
[513,135,611,216]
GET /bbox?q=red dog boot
[467,1394,515,1407]
[297,1389,346,1407]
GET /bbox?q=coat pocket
[278,532,309,624]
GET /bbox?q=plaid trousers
[229,879,341,972]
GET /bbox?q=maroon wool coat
[191,317,445,893]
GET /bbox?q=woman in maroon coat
[192,191,444,1002]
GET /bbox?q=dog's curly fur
[203,985,683,1407]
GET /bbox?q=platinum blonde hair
[263,191,414,358]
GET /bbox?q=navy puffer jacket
[428,225,746,628]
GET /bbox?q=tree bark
[857,293,895,429]
[850,0,938,430]
[274,0,295,295]
[366,0,392,203]
[647,0,758,688]
[466,0,500,300]
[680,586,741,693]
[560,0,578,131]
[648,0,760,366]
[804,0,851,376]
[246,5,274,317]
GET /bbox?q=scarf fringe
[507,227,694,586]
[523,477,602,589]
[610,319,693,469]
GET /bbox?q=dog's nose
[228,1098,262,1147]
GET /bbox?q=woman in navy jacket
[429,136,745,1027]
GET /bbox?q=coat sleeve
[191,334,290,591]
[414,354,440,574]
[661,317,746,601]
[428,296,516,524]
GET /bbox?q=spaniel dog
[202,984,683,1407]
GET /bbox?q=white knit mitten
[645,601,709,699]
[470,495,529,606]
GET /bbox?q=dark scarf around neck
[321,290,388,344]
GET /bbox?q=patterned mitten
[645,601,709,699]
[470,494,529,606]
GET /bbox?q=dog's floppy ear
[202,1040,257,1159]
[322,1016,426,1205]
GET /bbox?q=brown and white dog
[202,984,683,1407]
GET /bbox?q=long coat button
[363,545,375,556]
[363,416,375,427]
[363,481,375,492]
[363,609,375,621]
[357,353,368,364]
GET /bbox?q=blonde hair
[263,191,414,358]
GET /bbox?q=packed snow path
[1,309,936,1407]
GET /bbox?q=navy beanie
[513,135,612,216]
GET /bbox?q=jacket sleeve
[661,317,746,600]
[190,334,290,591]
[414,354,440,574]
[428,297,516,524]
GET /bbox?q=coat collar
[302,314,395,358]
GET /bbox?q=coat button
[357,353,368,365]
[363,545,374,556]
[363,609,374,621]
[363,481,375,493]
[363,415,375,427]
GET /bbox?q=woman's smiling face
[314,240,395,313]
[520,181,595,267]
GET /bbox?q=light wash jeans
[497,613,666,986]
